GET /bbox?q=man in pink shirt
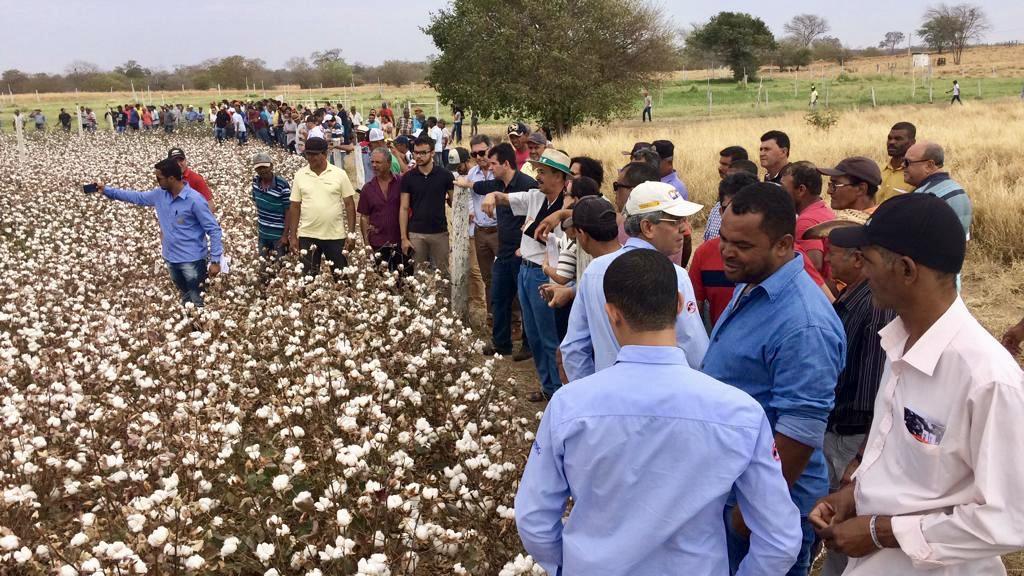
[810,193,1024,575]
[782,161,834,275]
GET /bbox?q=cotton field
[0,130,544,575]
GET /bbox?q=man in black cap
[818,157,883,214]
[168,148,215,211]
[811,194,1024,576]
[286,136,358,276]
[507,122,531,169]
[653,139,693,265]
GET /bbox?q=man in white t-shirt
[230,108,247,145]
[428,117,445,167]
[482,149,571,402]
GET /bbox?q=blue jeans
[518,264,562,397]
[166,259,208,307]
[237,131,248,145]
[214,127,226,142]
[490,256,522,354]
[724,504,810,576]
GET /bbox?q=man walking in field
[947,80,962,105]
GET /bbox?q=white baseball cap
[624,181,703,218]
[368,128,385,142]
[324,114,334,121]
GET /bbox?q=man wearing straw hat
[482,149,571,402]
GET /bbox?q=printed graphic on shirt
[904,407,946,446]
[686,301,697,314]
[532,440,542,455]
[771,441,780,461]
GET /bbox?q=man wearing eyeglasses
[286,137,357,276]
[818,157,883,215]
[400,134,456,272]
[903,141,972,239]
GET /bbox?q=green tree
[310,49,353,87]
[424,0,680,135]
[685,12,776,81]
[776,38,812,71]
[918,13,958,54]
[811,36,851,65]
[920,4,989,64]
[878,31,906,54]
[114,60,151,79]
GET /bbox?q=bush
[805,108,840,132]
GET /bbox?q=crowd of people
[83,101,1024,576]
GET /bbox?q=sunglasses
[901,158,929,168]
[613,182,630,192]
[471,150,488,158]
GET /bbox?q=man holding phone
[92,158,223,307]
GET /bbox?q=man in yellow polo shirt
[877,122,917,203]
[286,136,357,275]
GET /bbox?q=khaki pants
[468,238,486,311]
[409,232,449,273]
[473,227,499,314]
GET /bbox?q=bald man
[902,141,972,239]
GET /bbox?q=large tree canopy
[685,12,777,81]
[424,0,680,135]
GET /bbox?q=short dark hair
[488,142,517,168]
[719,145,749,161]
[728,183,797,242]
[570,176,601,199]
[782,161,822,196]
[728,159,760,176]
[570,156,604,188]
[620,161,659,188]
[718,172,759,205]
[583,221,619,242]
[603,249,679,332]
[760,130,791,153]
[469,134,492,148]
[413,135,435,151]
[154,158,183,180]
[891,121,917,139]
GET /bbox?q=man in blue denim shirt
[95,158,223,307]
[702,182,845,576]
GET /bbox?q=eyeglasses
[828,181,854,190]
[471,150,488,158]
[656,217,688,231]
[413,149,433,156]
[901,158,929,168]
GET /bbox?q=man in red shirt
[507,123,530,169]
[168,148,215,211]
[781,161,834,274]
[691,173,831,329]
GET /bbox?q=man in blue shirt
[701,182,845,576]
[95,158,223,307]
[561,181,708,381]
[517,249,802,576]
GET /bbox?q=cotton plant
[0,131,542,574]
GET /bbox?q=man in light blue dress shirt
[516,249,802,576]
[95,158,223,307]
[701,183,845,576]
[561,181,708,381]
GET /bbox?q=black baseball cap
[829,193,966,273]
[167,148,186,160]
[304,137,328,153]
[652,140,674,161]
[570,196,618,236]
[394,135,410,146]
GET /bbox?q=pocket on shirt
[895,414,945,491]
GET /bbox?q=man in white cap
[482,149,570,402]
[561,181,708,382]
[362,127,398,181]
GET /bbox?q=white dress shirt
[848,297,1024,575]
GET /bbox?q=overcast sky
[2,0,1022,74]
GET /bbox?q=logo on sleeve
[686,301,697,314]
[771,442,780,461]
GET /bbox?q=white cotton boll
[265,569,280,576]
[133,559,148,574]
[386,495,403,509]
[421,487,439,500]
[224,420,242,436]
[0,534,20,550]
[336,508,353,527]
[80,557,101,573]
[256,542,275,563]
[14,547,32,564]
[147,526,169,548]
[81,512,96,527]
[60,564,80,576]
[292,491,313,510]
[220,536,239,557]
[184,554,204,570]
[70,532,88,547]
[271,474,291,492]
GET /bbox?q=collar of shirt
[878,297,967,377]
[834,278,871,312]
[916,171,951,190]
[614,345,688,366]
[623,236,657,252]
[467,165,492,183]
[881,162,904,175]
[735,253,805,303]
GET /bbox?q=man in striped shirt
[251,152,291,258]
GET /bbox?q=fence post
[977,79,981,98]
[15,113,27,157]
[450,184,471,321]
[871,86,877,107]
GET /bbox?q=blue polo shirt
[661,170,689,199]
[103,184,223,264]
[701,254,845,515]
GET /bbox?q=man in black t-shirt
[58,108,72,132]
[473,142,537,358]
[400,135,456,272]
